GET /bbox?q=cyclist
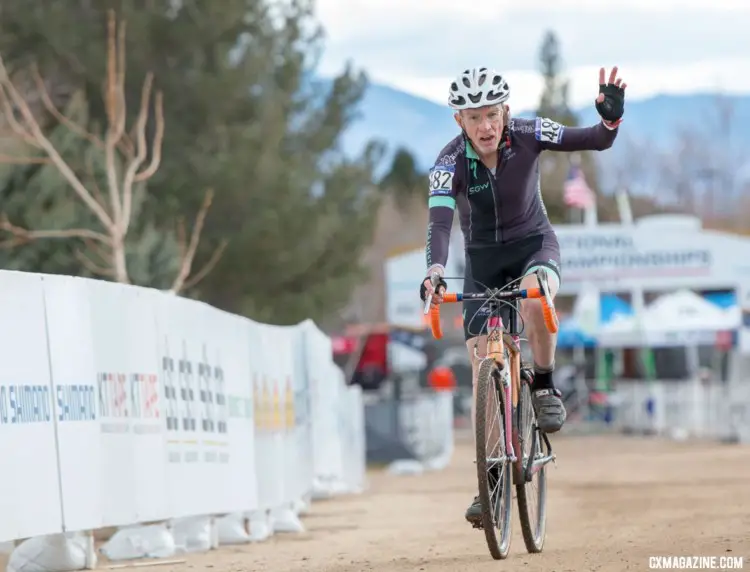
[419,66,626,525]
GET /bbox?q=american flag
[563,164,595,209]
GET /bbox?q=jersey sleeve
[533,116,618,152]
[425,160,458,273]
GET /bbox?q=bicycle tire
[475,356,513,560]
[514,371,548,553]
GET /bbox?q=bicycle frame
[425,273,559,477]
[486,295,556,481]
[485,297,522,466]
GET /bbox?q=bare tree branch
[84,152,109,212]
[103,9,126,233]
[182,239,229,292]
[121,72,158,235]
[30,63,104,148]
[0,214,111,246]
[74,249,115,277]
[118,132,136,158]
[83,236,113,263]
[175,216,188,261]
[133,90,163,183]
[0,9,223,293]
[170,189,220,294]
[0,154,50,164]
[0,57,116,231]
[0,85,41,147]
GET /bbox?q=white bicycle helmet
[448,67,510,110]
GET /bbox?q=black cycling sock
[531,365,555,392]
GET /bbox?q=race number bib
[535,117,564,144]
[428,166,454,195]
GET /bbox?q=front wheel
[474,357,513,560]
[514,372,548,553]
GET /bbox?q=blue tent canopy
[600,294,634,322]
[558,292,738,348]
[557,317,596,347]
[703,291,736,309]
[556,294,633,348]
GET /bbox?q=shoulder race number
[429,168,453,192]
[535,117,563,144]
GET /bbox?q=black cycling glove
[419,275,448,302]
[595,82,625,123]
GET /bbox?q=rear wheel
[514,370,548,553]
[474,357,513,560]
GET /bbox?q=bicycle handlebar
[426,287,559,340]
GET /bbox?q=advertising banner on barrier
[291,322,314,502]
[274,325,302,508]
[210,308,258,514]
[251,321,285,510]
[43,276,168,530]
[0,268,370,549]
[341,383,366,492]
[0,272,64,542]
[302,324,344,490]
[156,295,258,518]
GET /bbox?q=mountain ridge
[337,79,750,188]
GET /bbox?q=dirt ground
[150,433,750,572]
[4,433,749,571]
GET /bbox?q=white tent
[598,289,739,348]
[648,289,737,330]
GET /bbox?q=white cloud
[313,0,750,108]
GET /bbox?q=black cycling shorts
[461,233,561,341]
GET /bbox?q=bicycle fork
[481,364,517,468]
[499,360,517,464]
[485,317,517,466]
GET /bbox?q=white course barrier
[393,391,454,472]
[0,270,366,571]
[613,378,750,444]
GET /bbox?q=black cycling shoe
[532,388,567,433]
[465,495,482,524]
[466,464,503,526]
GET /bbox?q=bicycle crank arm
[523,429,556,483]
[486,454,517,465]
[525,454,556,481]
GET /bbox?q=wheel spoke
[474,358,513,560]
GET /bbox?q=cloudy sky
[314,0,750,111]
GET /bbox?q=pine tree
[0,0,382,323]
[379,147,424,208]
[0,12,217,291]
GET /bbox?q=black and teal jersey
[425,116,618,271]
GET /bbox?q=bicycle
[423,269,560,560]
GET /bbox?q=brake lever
[536,269,554,307]
[423,292,433,315]
[422,273,441,315]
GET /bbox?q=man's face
[455,105,505,156]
